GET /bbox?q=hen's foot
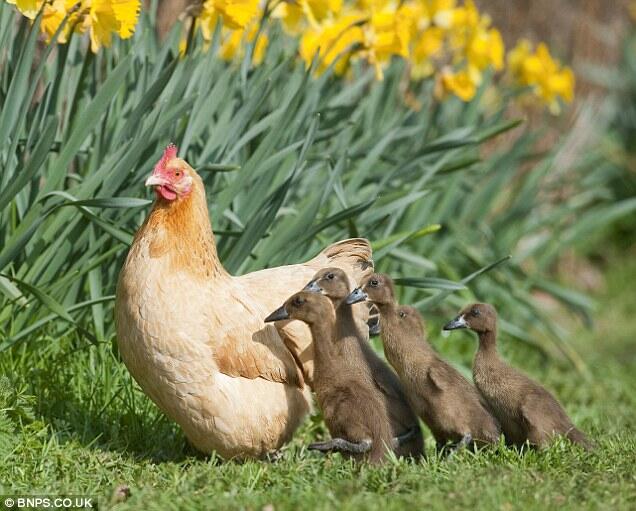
[263,450,285,463]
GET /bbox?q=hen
[115,144,373,459]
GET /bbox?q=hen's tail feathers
[568,427,594,451]
[311,238,374,284]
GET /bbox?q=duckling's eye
[370,279,379,287]
[399,311,407,318]
[327,273,335,280]
[293,297,304,306]
[471,308,480,317]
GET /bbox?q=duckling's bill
[303,280,322,293]
[264,305,290,322]
[345,287,368,305]
[443,315,468,330]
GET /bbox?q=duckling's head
[350,273,395,307]
[443,303,497,334]
[396,306,425,335]
[264,291,333,326]
[303,267,351,302]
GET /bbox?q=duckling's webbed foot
[367,304,381,336]
[309,428,418,455]
[448,433,473,458]
[392,426,420,448]
[308,438,372,454]
[436,441,450,457]
[457,433,473,449]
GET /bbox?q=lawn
[1,252,635,511]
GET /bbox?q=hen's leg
[263,449,285,463]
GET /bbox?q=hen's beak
[345,287,367,305]
[145,174,169,187]
[264,305,290,323]
[443,315,468,331]
[303,280,322,293]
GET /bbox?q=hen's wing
[234,238,374,384]
[305,238,374,282]
[214,323,304,387]
[210,278,305,387]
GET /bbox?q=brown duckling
[444,303,592,450]
[265,292,413,463]
[303,268,424,459]
[348,274,500,451]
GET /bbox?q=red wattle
[157,186,177,201]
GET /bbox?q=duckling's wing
[520,387,572,438]
[371,369,405,401]
[426,366,448,392]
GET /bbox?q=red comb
[154,143,179,173]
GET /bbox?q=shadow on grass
[9,336,203,464]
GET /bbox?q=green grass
[1,254,635,510]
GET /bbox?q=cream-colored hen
[115,145,373,459]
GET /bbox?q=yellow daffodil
[354,0,391,11]
[219,23,268,65]
[438,67,478,101]
[213,0,260,30]
[465,26,503,71]
[455,0,479,25]
[300,12,365,75]
[7,0,140,52]
[363,4,412,78]
[193,0,573,108]
[271,2,306,34]
[6,0,42,19]
[307,0,343,24]
[78,0,140,52]
[198,1,220,40]
[418,0,457,29]
[40,0,79,42]
[199,0,261,41]
[411,26,444,79]
[508,40,575,112]
[507,38,530,76]
[447,0,480,51]
[273,0,343,34]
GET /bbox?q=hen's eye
[370,279,379,287]
[174,171,182,177]
[327,273,334,280]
